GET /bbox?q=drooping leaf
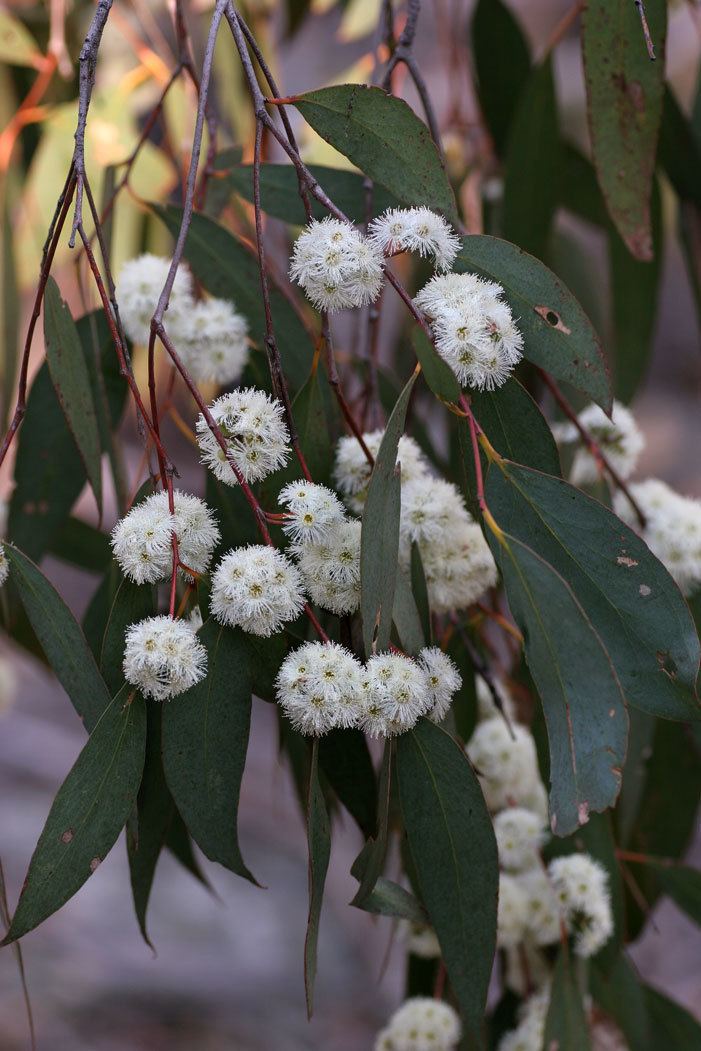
[361,370,418,656]
[486,462,701,722]
[49,517,112,574]
[100,577,155,696]
[489,531,627,835]
[154,206,313,390]
[164,812,211,891]
[645,985,701,1046]
[455,236,611,410]
[392,567,426,657]
[543,949,591,1051]
[318,728,377,839]
[356,877,427,925]
[304,740,331,1019]
[470,379,561,475]
[43,277,103,513]
[581,0,667,259]
[5,546,112,732]
[570,813,625,971]
[639,861,701,927]
[410,543,432,646]
[217,161,399,225]
[2,689,147,944]
[1,191,19,429]
[502,58,560,260]
[292,85,458,220]
[396,719,498,1039]
[471,0,531,156]
[162,621,256,881]
[658,86,701,209]
[412,328,460,403]
[591,953,650,1051]
[351,740,392,906]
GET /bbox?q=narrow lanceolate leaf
[6,546,111,732]
[43,278,103,513]
[162,622,256,881]
[392,568,426,657]
[397,720,498,1039]
[318,729,377,840]
[154,207,312,391]
[455,236,611,411]
[502,58,560,260]
[100,578,155,696]
[351,740,392,906]
[591,953,650,1051]
[292,85,458,221]
[544,950,591,1051]
[470,379,561,476]
[641,862,701,927]
[1,192,19,429]
[304,740,331,1019]
[50,517,112,574]
[412,329,460,403]
[491,532,627,836]
[487,463,701,722]
[581,0,667,260]
[471,0,531,156]
[3,689,147,944]
[361,370,418,656]
[645,985,701,1046]
[358,878,427,925]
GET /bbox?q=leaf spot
[609,708,616,717]
[89,856,102,872]
[657,650,678,680]
[534,305,571,334]
[577,802,590,826]
[616,555,638,567]
[60,828,74,844]
[639,584,651,596]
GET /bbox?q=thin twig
[0,860,36,1051]
[633,0,657,61]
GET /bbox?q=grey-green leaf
[455,236,611,411]
[100,577,155,696]
[43,277,103,513]
[162,621,256,881]
[645,985,701,1046]
[292,85,458,221]
[396,719,498,1040]
[471,0,531,156]
[544,950,592,1051]
[304,739,331,1019]
[470,379,561,475]
[3,688,146,944]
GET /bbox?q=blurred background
[0,0,700,1048]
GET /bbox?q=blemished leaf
[2,689,147,944]
[50,518,112,574]
[218,162,398,225]
[126,705,174,946]
[645,985,701,1046]
[412,328,460,403]
[581,0,667,260]
[5,546,112,732]
[396,720,498,1040]
[641,861,701,927]
[486,462,701,722]
[502,58,560,260]
[0,10,42,66]
[162,622,256,881]
[100,578,155,696]
[304,740,331,1019]
[454,236,611,411]
[392,567,426,657]
[544,949,591,1051]
[356,877,427,925]
[292,85,458,221]
[490,531,627,836]
[318,728,377,840]
[470,379,561,476]
[9,310,126,562]
[471,0,531,156]
[361,370,418,656]
[591,953,650,1051]
[154,206,313,391]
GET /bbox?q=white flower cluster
[196,388,290,486]
[548,854,614,958]
[497,987,550,1051]
[614,478,701,596]
[210,545,306,637]
[289,217,384,312]
[278,481,347,548]
[111,490,220,584]
[466,717,547,816]
[552,400,644,487]
[333,431,498,613]
[123,615,207,700]
[399,919,441,959]
[116,255,249,386]
[0,543,8,589]
[297,518,362,615]
[368,207,461,272]
[415,272,523,390]
[375,997,462,1051]
[275,642,461,738]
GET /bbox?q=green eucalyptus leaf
[396,719,498,1040]
[645,985,701,1045]
[658,86,701,208]
[2,688,146,944]
[318,728,377,839]
[591,953,650,1051]
[392,567,426,657]
[410,543,432,646]
[351,740,392,906]
[100,577,155,696]
[304,740,331,1019]
[412,328,460,403]
[1,192,19,429]
[640,861,701,927]
[470,379,561,475]
[543,949,591,1051]
[49,517,112,573]
[356,877,427,925]
[471,0,531,156]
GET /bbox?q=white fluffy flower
[497,987,550,1051]
[547,854,613,957]
[178,296,249,385]
[418,514,498,614]
[519,867,562,947]
[360,652,431,737]
[289,217,385,312]
[399,920,441,959]
[614,478,701,596]
[419,646,462,723]
[0,543,8,588]
[210,545,306,637]
[475,676,517,723]
[296,518,361,615]
[415,272,523,391]
[497,873,529,948]
[333,430,429,514]
[123,615,207,701]
[375,998,461,1051]
[552,400,644,487]
[504,941,551,997]
[196,387,290,486]
[116,254,194,346]
[278,481,346,547]
[275,640,364,735]
[111,490,220,584]
[368,207,461,272]
[466,718,542,812]
[399,477,467,549]
[494,807,547,873]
